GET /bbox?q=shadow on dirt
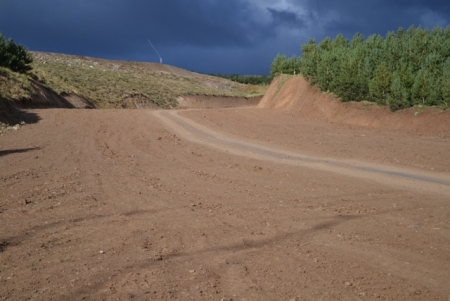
[1,81,94,127]
[0,208,160,253]
[0,213,106,253]
[0,99,42,126]
[25,81,94,109]
[17,110,41,124]
[210,215,360,253]
[59,214,361,300]
[0,147,41,157]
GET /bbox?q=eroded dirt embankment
[177,95,262,109]
[0,81,92,127]
[259,75,450,136]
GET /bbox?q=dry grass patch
[31,52,265,109]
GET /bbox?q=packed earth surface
[1,76,450,301]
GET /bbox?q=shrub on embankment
[271,25,450,111]
[0,32,35,101]
[0,32,33,74]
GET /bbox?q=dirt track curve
[1,106,450,301]
[155,110,450,197]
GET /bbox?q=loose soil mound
[259,76,450,136]
[177,95,262,109]
[117,93,160,109]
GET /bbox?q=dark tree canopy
[0,32,33,73]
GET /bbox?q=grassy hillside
[1,51,265,113]
[0,66,35,100]
[0,66,37,127]
[29,52,265,109]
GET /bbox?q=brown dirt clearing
[1,98,450,300]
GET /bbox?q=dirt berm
[259,75,450,136]
[177,95,262,109]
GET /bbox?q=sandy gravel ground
[1,107,450,301]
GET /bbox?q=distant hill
[1,52,265,112]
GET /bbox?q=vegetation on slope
[1,30,265,111]
[0,66,35,100]
[271,25,450,111]
[0,32,35,126]
[0,32,35,101]
[31,53,264,109]
[0,32,33,74]
[209,74,273,85]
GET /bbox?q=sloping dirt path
[1,108,450,301]
[155,110,450,197]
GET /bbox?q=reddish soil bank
[177,95,262,109]
[258,76,450,136]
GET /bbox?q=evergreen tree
[424,52,444,77]
[423,52,444,105]
[350,32,364,49]
[280,55,300,75]
[428,77,442,106]
[326,48,347,93]
[384,31,401,71]
[314,37,333,90]
[316,50,335,92]
[388,73,409,110]
[270,54,300,76]
[334,46,366,101]
[0,32,33,73]
[442,58,450,106]
[318,36,332,51]
[331,34,349,50]
[369,63,392,105]
[300,38,319,81]
[411,68,431,105]
[364,34,384,81]
[270,54,287,76]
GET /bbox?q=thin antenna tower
[148,39,163,64]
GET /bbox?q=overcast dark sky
[1,0,449,74]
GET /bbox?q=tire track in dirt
[154,110,450,197]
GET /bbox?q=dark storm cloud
[267,8,306,28]
[1,0,450,74]
[300,0,450,39]
[1,1,269,53]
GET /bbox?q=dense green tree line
[271,26,450,110]
[210,73,273,85]
[270,54,301,77]
[0,32,33,73]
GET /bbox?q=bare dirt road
[1,106,450,301]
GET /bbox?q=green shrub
[0,32,33,73]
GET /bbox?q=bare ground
[0,104,449,301]
[2,73,450,301]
